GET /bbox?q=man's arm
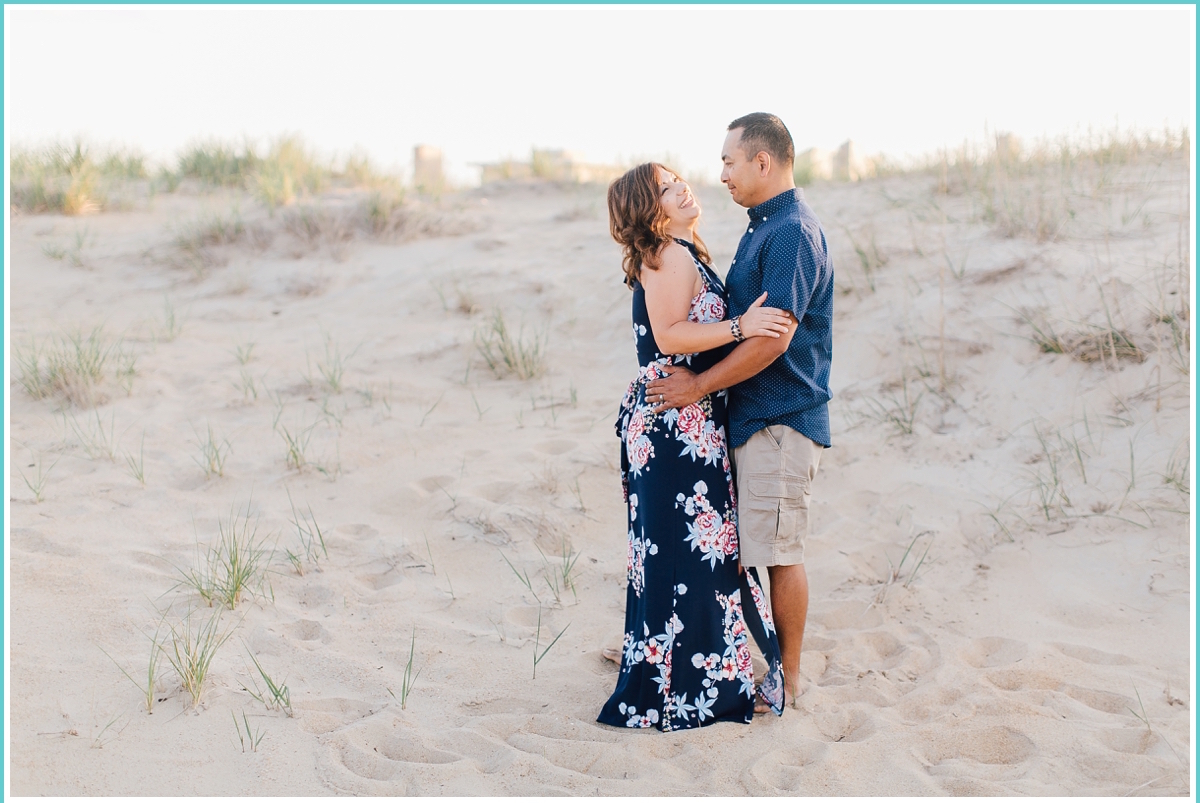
[645,311,797,412]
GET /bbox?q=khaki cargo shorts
[734,424,823,567]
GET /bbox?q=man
[646,112,833,707]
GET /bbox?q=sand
[7,154,1192,795]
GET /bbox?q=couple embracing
[598,113,833,731]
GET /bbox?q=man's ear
[756,150,773,177]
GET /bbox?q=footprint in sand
[473,480,518,503]
[414,475,456,498]
[1051,642,1135,666]
[1096,727,1162,755]
[533,439,576,455]
[504,716,652,781]
[324,720,515,793]
[286,619,331,644]
[337,523,380,540]
[811,705,876,743]
[297,584,335,608]
[919,724,1037,766]
[296,697,378,735]
[359,570,405,591]
[11,527,79,557]
[747,740,830,791]
[985,668,1062,692]
[1062,684,1135,715]
[460,696,543,716]
[813,600,883,630]
[960,636,1027,669]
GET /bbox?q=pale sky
[5,5,1195,184]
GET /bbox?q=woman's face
[656,166,701,231]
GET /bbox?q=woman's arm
[643,322,796,413]
[641,243,790,355]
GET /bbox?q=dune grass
[17,327,119,407]
[308,332,359,393]
[233,710,266,753]
[284,487,328,575]
[532,607,570,680]
[475,311,547,380]
[10,140,146,214]
[123,432,147,487]
[243,650,292,716]
[176,500,274,610]
[177,139,261,186]
[164,609,234,709]
[65,408,118,461]
[191,421,232,479]
[18,452,59,503]
[100,614,167,713]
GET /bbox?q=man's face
[720,128,762,208]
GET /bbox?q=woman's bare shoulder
[646,241,694,278]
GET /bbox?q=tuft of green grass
[233,710,266,753]
[359,188,408,237]
[277,420,317,472]
[42,227,89,267]
[1162,444,1190,495]
[175,500,274,610]
[500,550,540,603]
[176,139,261,186]
[536,540,580,605]
[306,332,359,394]
[284,487,328,574]
[252,136,327,211]
[100,613,167,713]
[19,452,60,503]
[19,327,117,407]
[388,628,423,710]
[163,609,234,709]
[65,408,118,461]
[475,311,547,380]
[232,339,256,366]
[532,607,570,680]
[862,374,923,437]
[10,140,115,214]
[191,421,232,479]
[123,432,147,487]
[234,366,259,401]
[243,650,292,716]
[841,224,888,292]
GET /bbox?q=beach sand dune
[8,154,1191,795]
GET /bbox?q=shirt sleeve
[759,221,825,322]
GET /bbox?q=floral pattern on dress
[676,481,739,569]
[599,238,786,731]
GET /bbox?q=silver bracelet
[730,315,745,342]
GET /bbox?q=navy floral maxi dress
[598,239,785,731]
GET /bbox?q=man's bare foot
[601,647,621,664]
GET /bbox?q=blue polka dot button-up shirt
[725,188,833,450]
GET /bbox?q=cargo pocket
[745,473,809,545]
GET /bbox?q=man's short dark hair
[728,112,795,168]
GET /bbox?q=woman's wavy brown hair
[608,162,710,289]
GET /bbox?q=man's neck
[746,181,796,209]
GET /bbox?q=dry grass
[10,140,146,215]
[15,328,120,407]
[475,311,547,380]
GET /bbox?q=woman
[597,163,789,731]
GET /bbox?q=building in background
[413,145,444,193]
[476,148,621,185]
[795,140,876,184]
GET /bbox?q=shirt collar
[747,188,802,222]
